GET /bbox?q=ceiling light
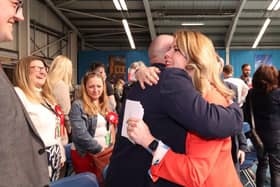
[252,18,271,48]
[181,22,205,26]
[113,0,121,10]
[273,0,280,10]
[122,19,136,49]
[119,0,128,11]
[113,0,128,11]
[267,0,278,10]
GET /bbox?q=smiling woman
[14,56,66,182]
[126,30,241,187]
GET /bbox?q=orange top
[150,88,242,187]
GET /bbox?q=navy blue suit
[105,65,243,187]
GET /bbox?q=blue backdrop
[78,49,280,83]
[77,50,149,83]
[217,49,280,78]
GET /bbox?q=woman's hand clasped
[136,66,160,89]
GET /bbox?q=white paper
[121,99,144,143]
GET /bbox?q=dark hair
[90,62,105,72]
[223,64,233,74]
[252,64,279,93]
[241,64,250,70]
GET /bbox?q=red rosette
[54,105,65,136]
[106,112,119,127]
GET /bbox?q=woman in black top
[243,64,280,187]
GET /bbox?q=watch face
[149,139,159,151]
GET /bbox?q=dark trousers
[256,148,280,187]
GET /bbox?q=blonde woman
[48,55,73,136]
[14,56,66,182]
[127,31,242,187]
[69,72,115,182]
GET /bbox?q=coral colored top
[150,88,242,187]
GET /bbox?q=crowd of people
[0,1,279,187]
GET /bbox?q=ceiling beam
[225,0,247,48]
[84,29,148,38]
[43,0,82,38]
[56,0,77,8]
[143,0,156,39]
[59,8,146,28]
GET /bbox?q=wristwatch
[148,139,159,153]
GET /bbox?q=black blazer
[106,65,243,187]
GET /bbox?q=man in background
[240,63,252,87]
[0,1,49,186]
[223,64,249,107]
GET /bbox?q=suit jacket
[0,67,49,187]
[105,65,243,187]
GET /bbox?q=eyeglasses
[30,66,49,73]
[15,0,23,14]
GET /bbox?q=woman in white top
[69,71,115,182]
[14,56,65,182]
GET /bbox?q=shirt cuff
[152,140,170,165]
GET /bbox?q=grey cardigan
[69,99,102,156]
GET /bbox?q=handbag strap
[249,94,256,129]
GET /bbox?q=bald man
[0,1,49,186]
[105,35,242,187]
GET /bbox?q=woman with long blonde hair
[69,71,115,183]
[127,31,242,187]
[47,55,73,136]
[14,56,65,182]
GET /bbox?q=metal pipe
[59,8,146,28]
[143,0,156,39]
[225,0,247,48]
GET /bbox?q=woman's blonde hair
[174,30,233,99]
[47,55,73,89]
[81,72,110,116]
[14,56,56,104]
